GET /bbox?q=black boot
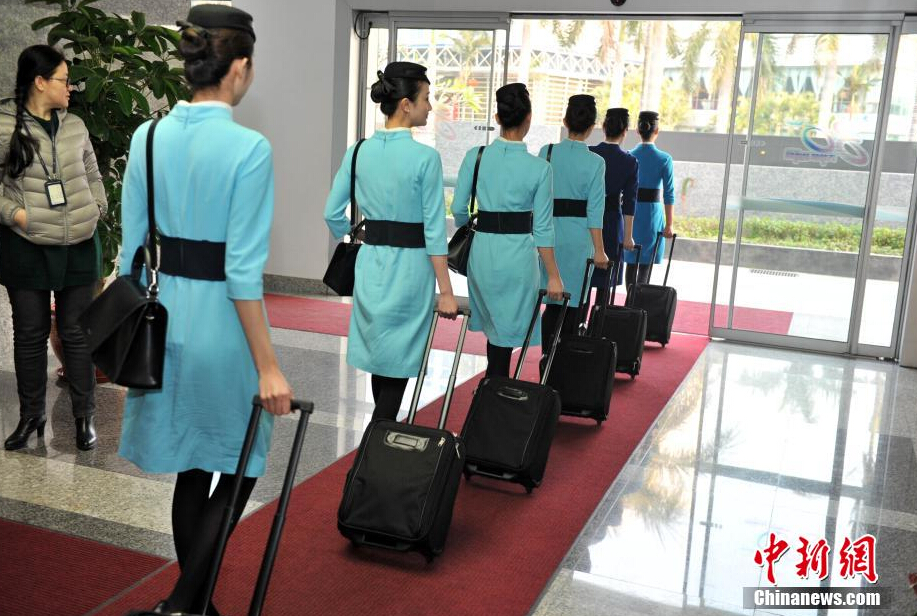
[75,416,97,450]
[4,416,47,450]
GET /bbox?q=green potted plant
[26,0,189,378]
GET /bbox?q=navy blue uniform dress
[589,141,637,288]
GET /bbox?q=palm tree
[837,62,882,118]
[683,22,743,133]
[640,21,668,112]
[595,20,644,111]
[789,33,841,131]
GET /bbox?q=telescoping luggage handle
[647,231,678,286]
[516,289,571,385]
[406,298,472,430]
[610,243,642,307]
[200,397,314,616]
[576,258,615,337]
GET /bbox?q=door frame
[708,15,911,358]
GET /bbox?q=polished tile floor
[1,287,916,615]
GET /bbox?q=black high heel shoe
[75,416,97,451]
[4,416,47,450]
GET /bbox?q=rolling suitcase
[127,396,314,616]
[545,259,617,424]
[461,289,570,493]
[627,232,678,346]
[338,304,470,562]
[587,245,647,379]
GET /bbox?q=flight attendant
[589,107,637,305]
[117,6,294,614]
[538,94,608,351]
[626,110,675,288]
[451,83,563,377]
[325,61,458,422]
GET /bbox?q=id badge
[45,180,67,208]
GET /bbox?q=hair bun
[177,22,211,63]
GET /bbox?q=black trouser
[541,304,579,353]
[168,469,257,614]
[485,342,512,378]
[625,263,652,289]
[370,374,409,422]
[6,284,96,419]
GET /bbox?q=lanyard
[24,118,58,180]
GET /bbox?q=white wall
[234,0,915,288]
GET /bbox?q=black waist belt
[159,234,226,281]
[476,210,533,234]
[363,220,426,248]
[553,199,587,218]
[637,188,662,202]
[604,195,621,212]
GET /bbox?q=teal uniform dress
[451,138,554,347]
[627,143,675,265]
[325,128,447,378]
[537,140,605,307]
[118,102,275,477]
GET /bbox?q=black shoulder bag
[323,139,367,296]
[79,118,168,389]
[447,145,485,276]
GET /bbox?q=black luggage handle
[200,397,314,616]
[576,259,595,334]
[647,231,677,286]
[406,299,472,429]
[611,243,641,307]
[515,289,571,384]
[580,257,617,338]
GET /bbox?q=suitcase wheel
[463,469,472,481]
[630,374,636,381]
[596,419,603,426]
[525,485,534,494]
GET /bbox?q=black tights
[625,263,652,289]
[167,469,257,615]
[486,342,513,378]
[370,374,409,422]
[541,304,579,352]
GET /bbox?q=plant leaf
[113,83,133,116]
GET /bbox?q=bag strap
[469,145,484,216]
[145,118,161,271]
[546,143,554,163]
[350,139,366,229]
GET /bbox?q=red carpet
[265,294,792,344]
[0,519,167,616]
[92,331,707,616]
[265,294,490,355]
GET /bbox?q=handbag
[323,139,366,296]
[79,118,168,389]
[447,145,484,276]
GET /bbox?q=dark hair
[603,108,629,139]
[564,99,597,134]
[7,45,65,179]
[495,84,531,129]
[178,25,254,91]
[370,71,428,117]
[637,112,659,141]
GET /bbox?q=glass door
[711,19,901,355]
[389,16,510,210]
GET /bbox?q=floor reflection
[534,342,917,616]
